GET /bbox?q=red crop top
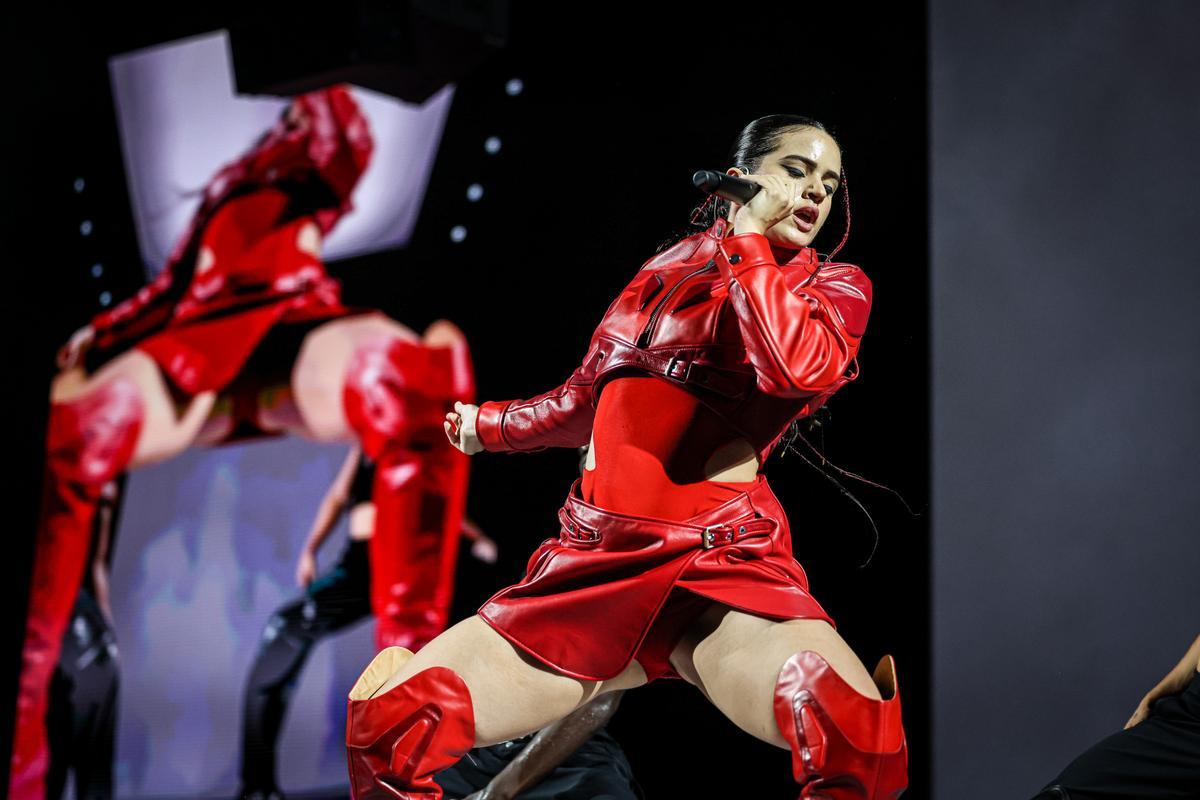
[580,374,760,521]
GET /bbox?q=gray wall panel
[932,2,1200,798]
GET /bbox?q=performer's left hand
[445,401,483,455]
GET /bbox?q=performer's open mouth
[793,205,818,232]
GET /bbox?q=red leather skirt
[478,474,835,683]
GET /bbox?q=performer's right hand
[730,172,803,236]
[57,324,95,370]
[445,400,483,455]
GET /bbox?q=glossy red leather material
[773,650,908,799]
[343,336,476,650]
[10,379,143,800]
[345,664,475,799]
[473,217,871,467]
[478,474,834,682]
[580,374,759,521]
[88,85,375,394]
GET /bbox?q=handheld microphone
[692,170,760,205]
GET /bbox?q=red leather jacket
[475,216,872,467]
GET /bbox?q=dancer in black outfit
[237,447,379,800]
[1032,633,1200,799]
[45,479,122,800]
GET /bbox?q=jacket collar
[706,217,821,277]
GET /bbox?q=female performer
[13,85,473,800]
[345,115,908,799]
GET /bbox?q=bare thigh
[669,605,880,748]
[50,353,217,469]
[281,312,421,441]
[375,615,647,747]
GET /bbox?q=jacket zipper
[635,262,717,347]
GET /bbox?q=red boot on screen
[10,378,143,800]
[341,330,474,652]
[773,650,909,799]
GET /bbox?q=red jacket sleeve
[714,232,871,398]
[90,265,179,350]
[474,338,602,453]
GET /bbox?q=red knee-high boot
[342,335,475,650]
[10,378,143,800]
[345,647,475,799]
[773,651,909,800]
[391,334,473,649]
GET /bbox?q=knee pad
[48,377,144,489]
[772,651,908,799]
[345,647,475,799]
[342,338,454,458]
[342,334,476,459]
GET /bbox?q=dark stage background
[5,4,929,798]
[932,1,1200,798]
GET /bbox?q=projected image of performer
[13,84,475,800]
[345,116,908,799]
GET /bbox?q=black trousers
[1033,671,1200,799]
[46,587,119,800]
[434,726,643,800]
[240,538,373,793]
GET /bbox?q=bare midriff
[580,374,760,521]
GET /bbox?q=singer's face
[731,126,842,250]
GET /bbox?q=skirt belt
[555,477,780,550]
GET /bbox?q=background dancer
[1031,633,1200,799]
[45,479,121,800]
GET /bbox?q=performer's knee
[345,646,476,799]
[772,649,908,799]
[341,334,475,458]
[248,606,317,690]
[48,376,144,489]
[341,337,423,458]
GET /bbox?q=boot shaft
[773,650,909,799]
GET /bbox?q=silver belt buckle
[665,355,691,382]
[701,524,723,550]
